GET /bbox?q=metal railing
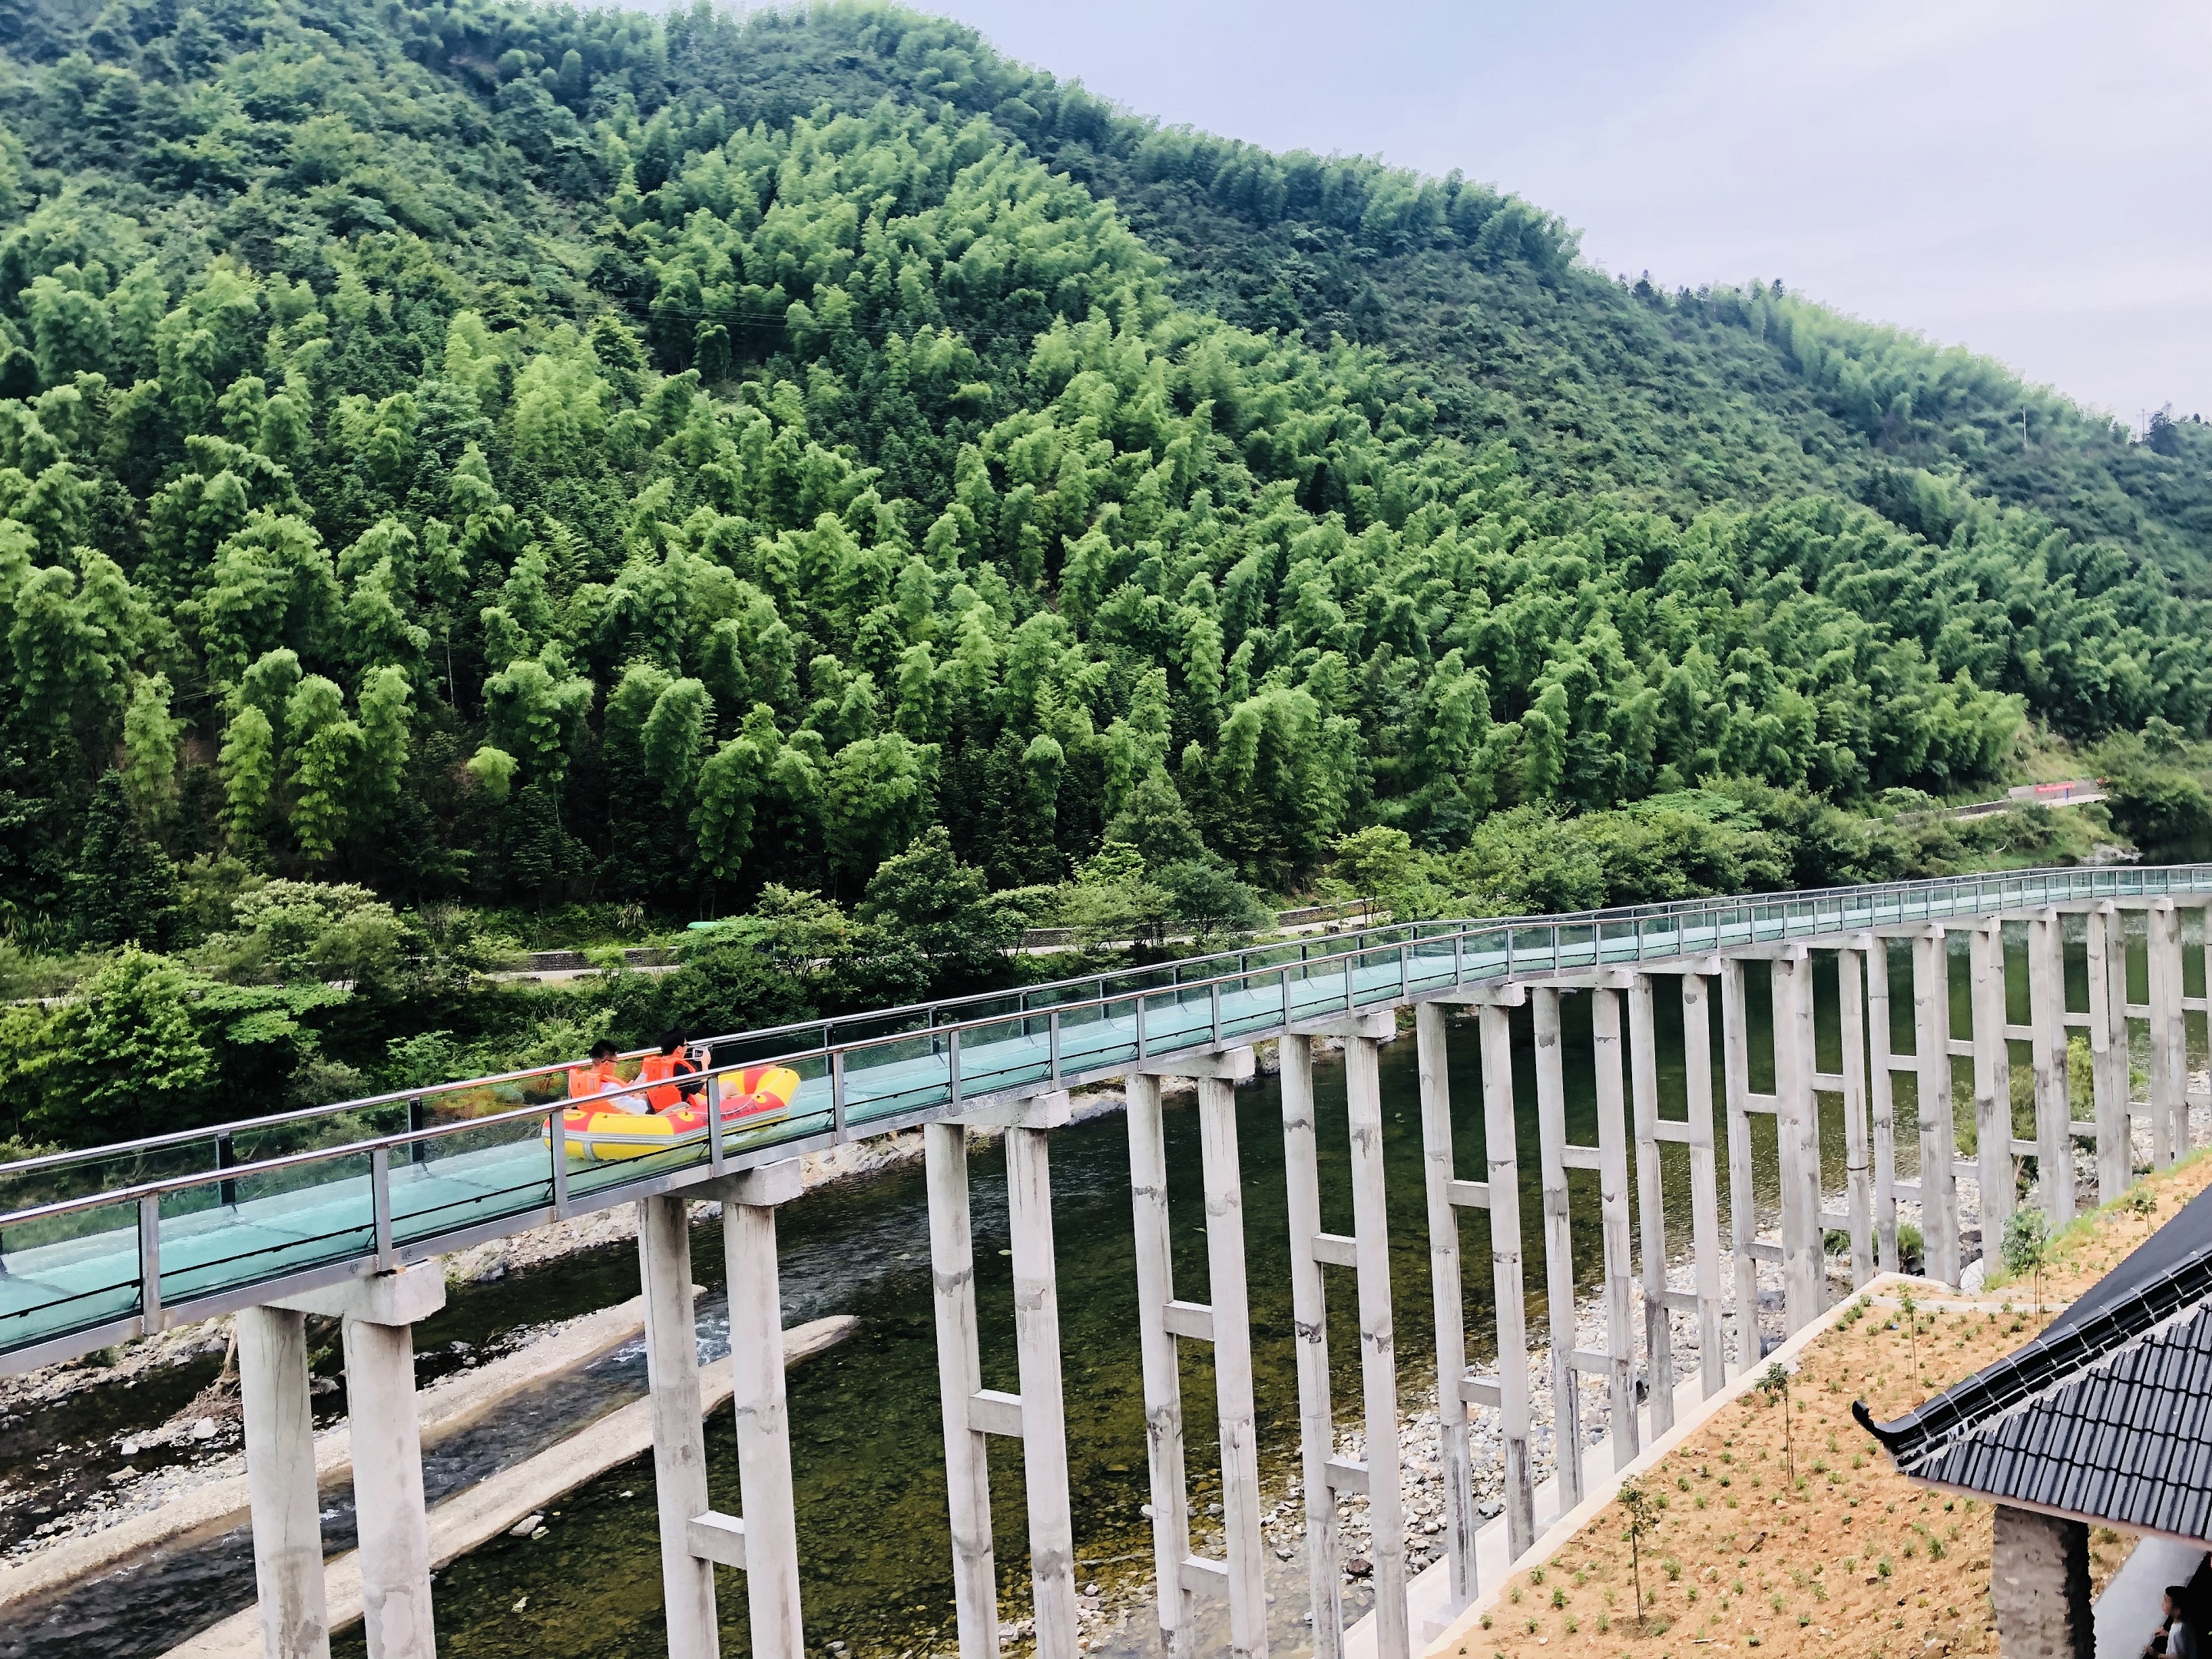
[1,859,2204,1372]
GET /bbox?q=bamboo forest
[2,0,2211,1151]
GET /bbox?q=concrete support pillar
[2028,911,2075,1227]
[1771,954,1820,1331]
[1591,988,1637,1465]
[272,1267,445,1659]
[1867,940,1901,1275]
[1718,959,1760,1372]
[1530,988,1581,1511]
[1126,1071,1193,1657]
[1124,1051,1266,1659]
[1478,1004,1536,1559]
[2108,906,2141,1182]
[638,1196,717,1659]
[1970,922,2014,1254]
[1625,977,1674,1436]
[238,1304,331,1659]
[925,1122,999,1659]
[344,1320,436,1659]
[1006,1124,1081,1659]
[1681,973,1727,1397]
[2150,899,2185,1164]
[1345,1030,1409,1659]
[2088,906,2131,1204]
[720,1166,806,1659]
[1199,1071,1267,1659]
[1913,930,1961,1286]
[1838,946,1875,1288]
[1414,1004,1479,1614]
[1990,1504,2092,1659]
[1280,1035,1343,1659]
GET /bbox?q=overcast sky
[909,0,2210,428]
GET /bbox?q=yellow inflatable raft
[548,1065,803,1162]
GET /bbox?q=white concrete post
[2028,911,2075,1227]
[1838,947,1875,1289]
[1124,1071,1194,1657]
[1478,1004,1537,1559]
[341,1323,437,1658]
[1969,921,2013,1253]
[238,1304,331,1659]
[1346,1030,1409,1659]
[721,1169,806,1659]
[1591,988,1638,1465]
[2108,906,2141,1181]
[1718,959,1760,1373]
[271,1267,445,1659]
[1866,939,1900,1275]
[1279,1034,1343,1659]
[2150,899,2185,1164]
[1626,977,1674,1435]
[639,1195,718,1659]
[1006,1124,1081,1659]
[1530,988,1581,1510]
[1795,954,1825,1310]
[1197,1070,1269,1659]
[925,1122,1000,1659]
[1414,1003,1479,1611]
[1681,972,1727,1398]
[1913,930,1961,1286]
[1771,954,1820,1332]
[2088,906,2130,1204]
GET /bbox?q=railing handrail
[1,859,2197,1211]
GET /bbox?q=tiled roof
[1854,1184,2212,1538]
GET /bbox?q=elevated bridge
[2,863,2201,1659]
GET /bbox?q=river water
[5,929,2147,1659]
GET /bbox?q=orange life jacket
[567,1061,624,1105]
[637,1050,697,1112]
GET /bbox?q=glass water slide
[0,863,2197,1373]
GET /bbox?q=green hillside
[0,0,2208,1138]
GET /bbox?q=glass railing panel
[1286,961,1349,1021]
[1054,995,1141,1077]
[1221,972,1287,1039]
[0,1195,145,1353]
[1406,938,1459,992]
[391,1116,558,1247]
[1352,949,1402,1007]
[714,1024,833,1070]
[1509,927,1555,973]
[162,1151,376,1306]
[721,1055,836,1146]
[1141,985,1217,1058]
[838,1033,952,1125]
[1461,927,1510,980]
[1556,925,1596,969]
[954,1016,1055,1099]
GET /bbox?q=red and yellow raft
[546,1065,803,1162]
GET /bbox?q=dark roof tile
[1856,1195,2212,1537]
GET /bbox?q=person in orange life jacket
[637,1029,705,1113]
[567,1040,649,1114]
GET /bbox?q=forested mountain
[0,0,2206,945]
